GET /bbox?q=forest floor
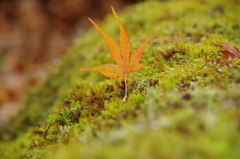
[0,0,240,158]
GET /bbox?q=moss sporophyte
[81,6,151,102]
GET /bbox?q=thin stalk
[123,73,128,102]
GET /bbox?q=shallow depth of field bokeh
[0,0,140,126]
[1,0,240,158]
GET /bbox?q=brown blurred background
[0,0,144,126]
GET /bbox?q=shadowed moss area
[1,0,240,158]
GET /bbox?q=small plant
[81,6,150,101]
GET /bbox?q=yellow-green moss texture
[1,0,240,158]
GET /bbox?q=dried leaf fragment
[216,42,240,59]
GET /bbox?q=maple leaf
[81,6,150,101]
[216,42,240,59]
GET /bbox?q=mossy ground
[1,0,240,158]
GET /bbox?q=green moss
[1,0,240,158]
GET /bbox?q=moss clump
[1,0,240,158]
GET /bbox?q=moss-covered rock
[1,0,240,158]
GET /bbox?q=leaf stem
[123,73,128,102]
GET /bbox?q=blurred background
[0,0,144,126]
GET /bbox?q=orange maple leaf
[81,6,150,101]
